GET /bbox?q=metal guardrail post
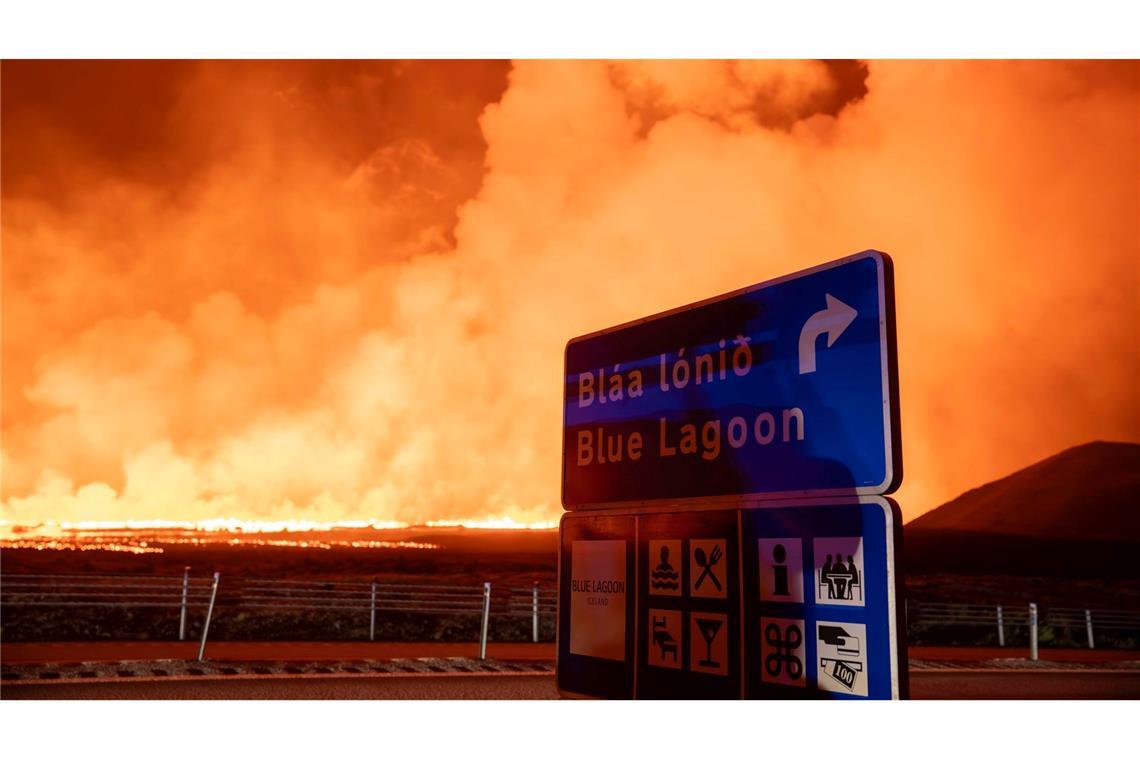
[1028,602,1038,661]
[479,582,492,660]
[197,572,220,662]
[532,581,540,643]
[179,566,190,641]
[996,605,1005,647]
[370,579,378,642]
[1085,609,1095,650]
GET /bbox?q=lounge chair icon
[652,615,678,662]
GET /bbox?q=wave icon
[651,566,680,591]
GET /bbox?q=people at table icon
[820,553,861,601]
[650,546,680,592]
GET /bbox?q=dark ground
[3,528,1138,648]
[6,671,1140,700]
[0,527,560,585]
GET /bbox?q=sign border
[561,249,902,510]
[555,495,908,700]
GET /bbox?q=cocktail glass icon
[695,617,723,667]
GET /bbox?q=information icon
[759,538,803,603]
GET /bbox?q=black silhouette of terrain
[906,441,1140,580]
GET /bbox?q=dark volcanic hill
[908,441,1140,542]
[905,441,1140,577]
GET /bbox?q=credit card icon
[818,624,861,659]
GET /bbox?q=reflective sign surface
[557,498,908,700]
[562,251,901,509]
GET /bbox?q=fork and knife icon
[693,544,723,592]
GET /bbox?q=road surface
[5,670,1139,700]
[908,671,1140,699]
[5,641,1136,665]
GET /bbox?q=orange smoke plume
[2,60,1137,526]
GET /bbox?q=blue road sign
[556,497,907,700]
[562,250,901,509]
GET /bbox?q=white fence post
[197,572,220,662]
[532,581,540,643]
[1085,609,1095,650]
[1028,602,1038,661]
[479,582,492,660]
[370,580,378,642]
[996,605,1005,647]
[179,566,190,642]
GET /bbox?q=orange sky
[2,60,1137,526]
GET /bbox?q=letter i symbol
[773,543,789,597]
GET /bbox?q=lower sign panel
[556,497,907,699]
[638,510,741,698]
[558,513,637,699]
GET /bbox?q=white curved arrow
[798,294,858,375]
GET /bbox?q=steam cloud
[2,60,1137,525]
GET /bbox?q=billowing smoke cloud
[2,60,1137,525]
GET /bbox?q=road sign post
[557,251,905,699]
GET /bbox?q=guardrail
[0,571,557,661]
[906,600,1140,658]
[5,571,1136,663]
[0,568,216,636]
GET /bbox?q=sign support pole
[479,582,492,660]
[532,581,539,643]
[178,566,190,642]
[1028,603,1038,662]
[370,579,378,642]
[197,572,220,662]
